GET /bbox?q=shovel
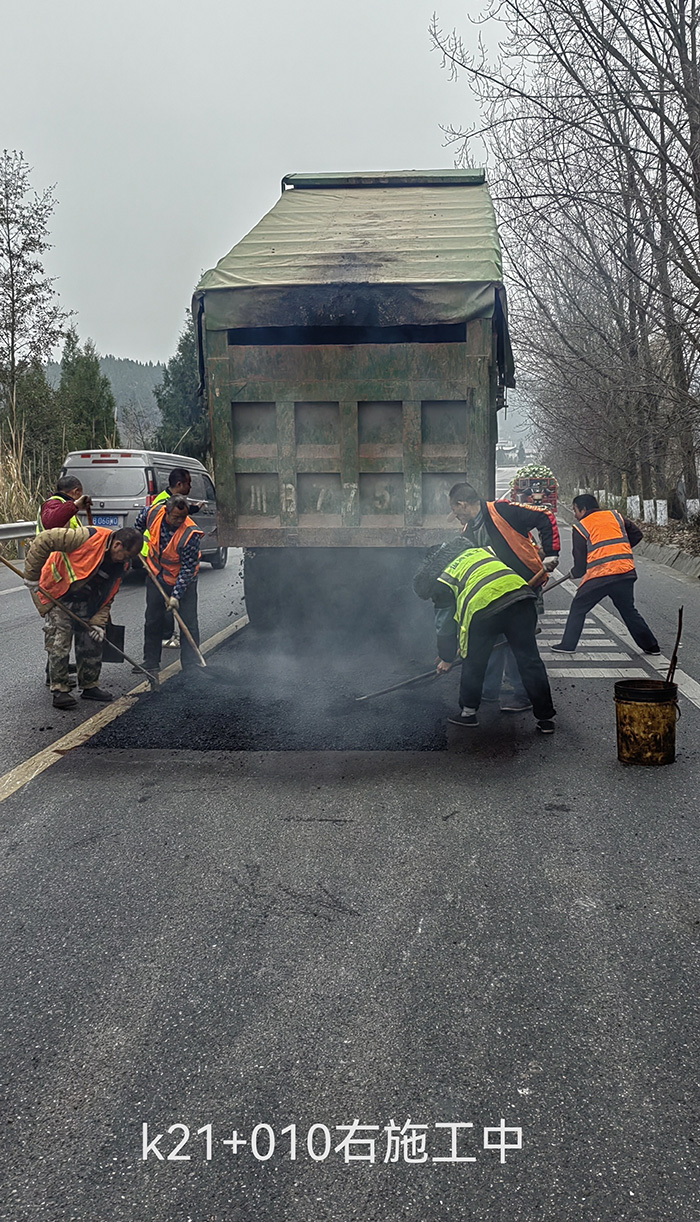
[1,553,160,690]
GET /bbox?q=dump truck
[192,169,514,626]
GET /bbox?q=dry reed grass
[0,439,43,559]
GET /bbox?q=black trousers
[144,579,200,671]
[560,577,658,652]
[460,599,556,720]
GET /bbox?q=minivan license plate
[93,515,120,527]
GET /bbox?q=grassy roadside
[0,443,41,559]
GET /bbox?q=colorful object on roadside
[509,464,558,511]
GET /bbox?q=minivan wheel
[209,547,228,569]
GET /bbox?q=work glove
[542,555,559,572]
[167,596,179,611]
[24,577,41,592]
[89,626,105,643]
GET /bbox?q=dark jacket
[414,539,480,661]
[462,501,559,581]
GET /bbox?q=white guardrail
[0,521,36,559]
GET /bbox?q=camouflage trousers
[43,598,103,692]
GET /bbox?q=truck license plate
[92,515,120,527]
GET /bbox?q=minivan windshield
[64,467,148,498]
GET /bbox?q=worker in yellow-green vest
[36,476,91,533]
[415,543,556,734]
[140,468,200,557]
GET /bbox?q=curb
[634,539,700,579]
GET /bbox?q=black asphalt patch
[87,621,457,751]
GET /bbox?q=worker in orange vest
[138,495,204,676]
[447,481,559,712]
[551,494,659,654]
[23,525,143,709]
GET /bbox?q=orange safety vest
[573,509,635,585]
[484,502,547,586]
[38,527,121,608]
[144,503,203,586]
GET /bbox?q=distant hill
[46,355,165,446]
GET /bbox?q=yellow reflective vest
[437,547,529,654]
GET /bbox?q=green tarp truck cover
[193,169,514,385]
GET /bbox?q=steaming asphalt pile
[89,617,457,752]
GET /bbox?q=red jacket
[39,495,79,529]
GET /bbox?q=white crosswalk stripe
[538,606,650,680]
[541,652,632,661]
[539,581,681,688]
[548,667,649,678]
[539,644,615,651]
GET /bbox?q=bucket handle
[675,701,682,722]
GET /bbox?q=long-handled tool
[355,666,443,702]
[541,568,573,594]
[666,606,683,685]
[143,566,207,668]
[356,566,550,703]
[0,552,160,690]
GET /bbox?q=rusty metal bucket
[614,679,679,766]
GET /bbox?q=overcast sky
[2,0,483,365]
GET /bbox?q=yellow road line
[0,614,249,806]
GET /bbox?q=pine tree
[16,360,64,482]
[154,317,209,461]
[58,327,120,449]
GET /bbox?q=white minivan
[59,449,228,568]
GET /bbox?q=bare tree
[431,0,700,501]
[120,395,157,449]
[0,150,71,445]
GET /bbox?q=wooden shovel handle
[528,568,547,587]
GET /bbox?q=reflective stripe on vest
[144,503,202,585]
[574,509,635,585]
[485,502,547,584]
[437,546,528,654]
[37,527,115,607]
[141,489,171,556]
[37,495,80,534]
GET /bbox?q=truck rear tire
[243,550,281,628]
[208,546,228,569]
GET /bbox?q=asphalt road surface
[0,550,245,775]
[1,512,700,1221]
